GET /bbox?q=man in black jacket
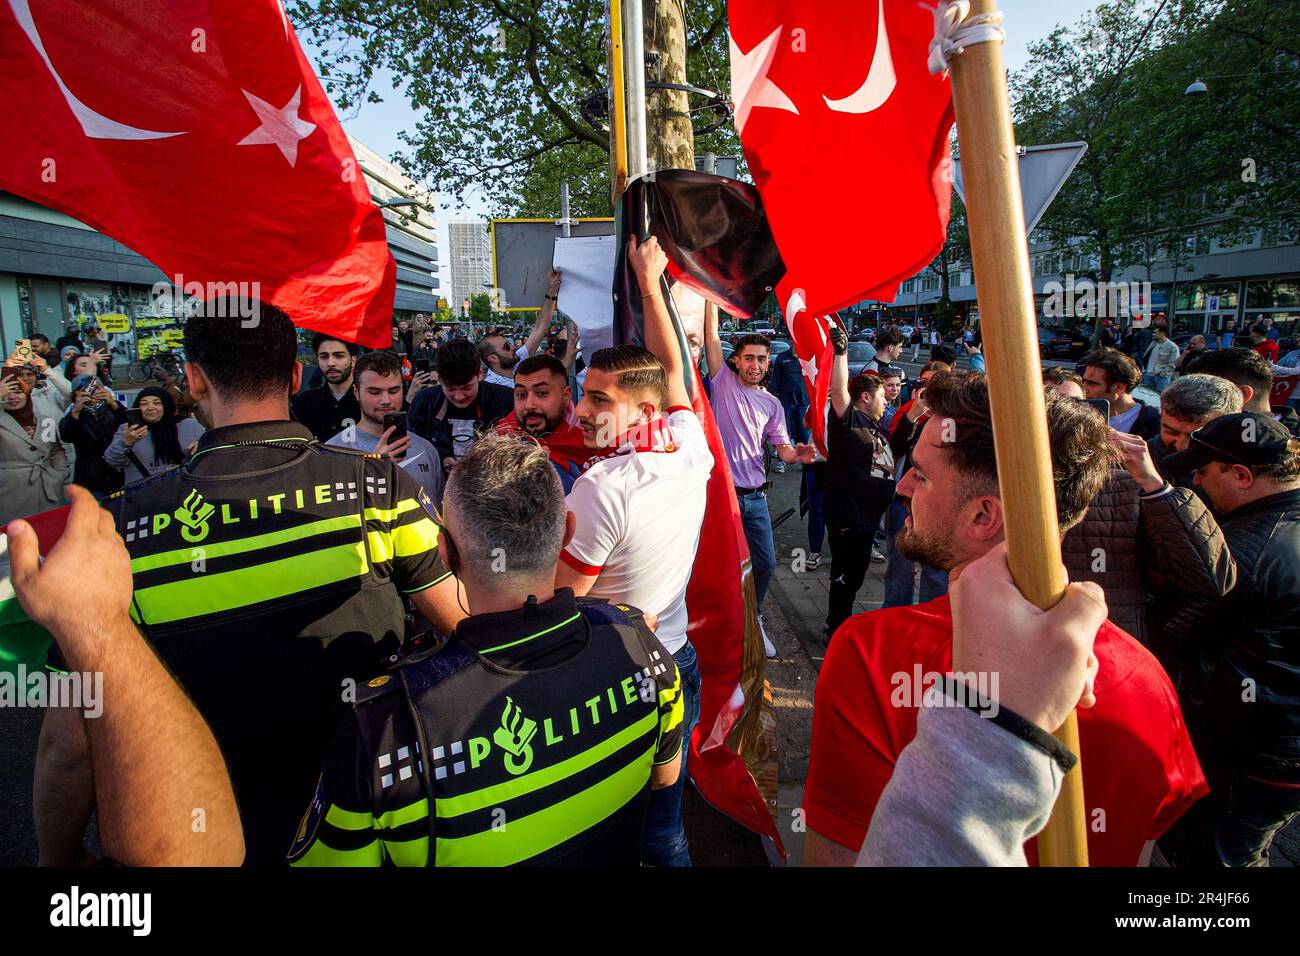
[1081,347,1161,440]
[1159,413,1300,866]
[409,338,512,473]
[291,334,359,441]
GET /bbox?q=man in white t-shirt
[555,236,714,866]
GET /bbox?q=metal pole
[623,0,648,180]
[560,183,572,238]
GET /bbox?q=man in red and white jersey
[555,236,714,866]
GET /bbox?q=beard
[500,351,519,371]
[894,515,961,571]
[322,366,348,383]
[521,409,561,436]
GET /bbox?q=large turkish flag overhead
[729,0,954,318]
[0,0,395,347]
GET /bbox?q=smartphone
[13,338,33,363]
[382,412,408,459]
[71,373,98,394]
[414,358,432,375]
[126,408,147,428]
[1085,398,1111,419]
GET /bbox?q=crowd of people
[3,248,1299,868]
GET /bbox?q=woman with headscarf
[104,386,205,483]
[0,365,71,526]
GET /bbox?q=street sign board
[953,142,1089,237]
[490,218,616,311]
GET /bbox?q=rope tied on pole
[923,1,1006,77]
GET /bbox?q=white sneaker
[871,547,886,563]
[806,552,822,570]
[759,615,777,658]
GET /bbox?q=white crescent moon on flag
[823,0,896,115]
[9,0,184,140]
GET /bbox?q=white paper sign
[553,235,616,355]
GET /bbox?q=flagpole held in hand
[946,0,1089,866]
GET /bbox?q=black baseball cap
[1162,412,1294,473]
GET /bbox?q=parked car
[847,341,878,372]
[769,338,793,355]
[851,328,877,342]
[1038,325,1091,359]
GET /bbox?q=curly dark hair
[1081,347,1142,392]
[921,371,1112,532]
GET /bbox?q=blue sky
[300,1,1106,280]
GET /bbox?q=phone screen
[126,409,147,428]
[1085,398,1111,419]
[383,412,408,449]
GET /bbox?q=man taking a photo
[327,350,444,505]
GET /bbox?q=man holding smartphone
[327,351,444,506]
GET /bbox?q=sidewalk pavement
[758,464,887,866]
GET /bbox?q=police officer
[33,298,467,865]
[289,435,684,866]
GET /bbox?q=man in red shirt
[802,371,1208,866]
[1250,322,1280,364]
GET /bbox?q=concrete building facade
[0,135,438,358]
[448,221,491,317]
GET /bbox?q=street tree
[290,0,739,216]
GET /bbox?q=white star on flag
[799,351,819,381]
[237,85,316,167]
[729,25,799,135]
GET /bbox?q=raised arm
[562,321,580,371]
[704,300,724,379]
[628,236,690,412]
[828,325,851,417]
[523,270,562,358]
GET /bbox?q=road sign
[953,142,1088,236]
[490,218,615,311]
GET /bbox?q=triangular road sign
[953,141,1088,236]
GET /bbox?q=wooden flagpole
[948,0,1089,866]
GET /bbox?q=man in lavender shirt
[704,306,815,656]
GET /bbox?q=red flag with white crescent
[730,0,954,434]
[0,0,395,346]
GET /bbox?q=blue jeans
[882,496,949,608]
[783,401,810,445]
[1146,372,1171,393]
[641,641,702,866]
[738,490,777,610]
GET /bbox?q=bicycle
[127,349,185,384]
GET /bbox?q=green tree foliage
[291,0,739,216]
[1011,0,1299,291]
[468,291,496,327]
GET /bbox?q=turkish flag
[729,0,954,316]
[0,0,395,347]
[787,304,842,455]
